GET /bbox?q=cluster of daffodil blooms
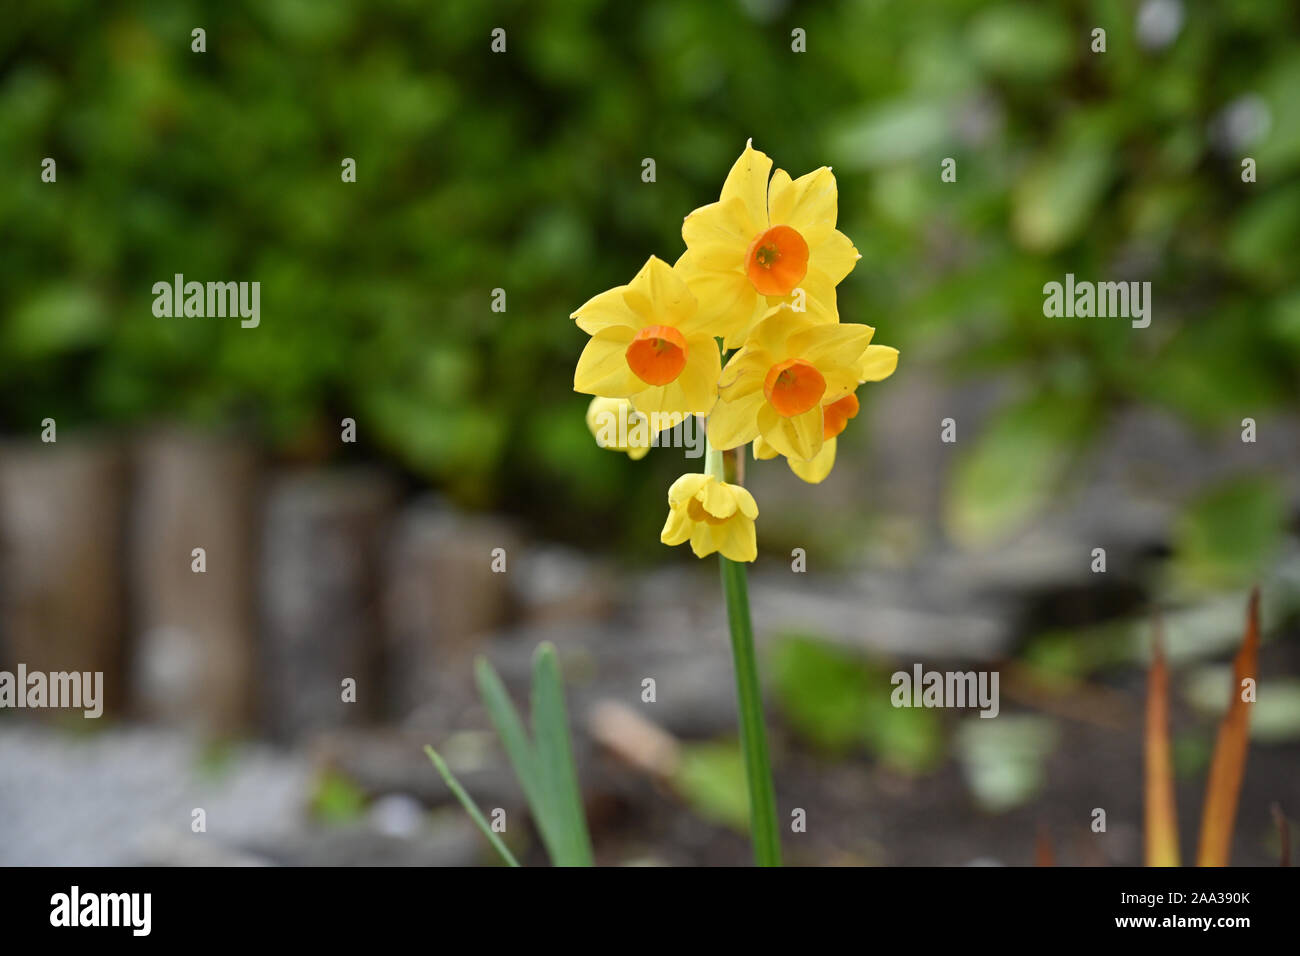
[573,141,898,564]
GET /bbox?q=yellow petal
[721,297,770,350]
[689,522,719,558]
[770,166,838,246]
[677,240,746,275]
[745,303,817,361]
[678,259,761,343]
[676,337,723,414]
[859,345,899,382]
[820,365,861,405]
[758,401,823,460]
[762,286,839,324]
[667,472,712,506]
[810,228,860,286]
[732,485,759,520]
[571,285,639,334]
[623,255,695,328]
[789,321,874,371]
[716,514,757,563]
[660,505,693,545]
[719,139,772,237]
[574,326,639,396]
[586,396,653,458]
[718,346,771,399]
[707,390,765,450]
[700,479,738,519]
[767,168,794,224]
[752,435,779,460]
[682,196,753,250]
[788,437,836,484]
[630,385,689,425]
[781,266,840,321]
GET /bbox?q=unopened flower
[676,140,859,348]
[660,473,758,562]
[572,256,722,425]
[708,303,874,462]
[585,397,652,460]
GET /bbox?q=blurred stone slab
[128,428,258,733]
[0,725,311,866]
[260,469,397,741]
[240,820,484,867]
[382,499,519,720]
[0,436,127,715]
[466,615,742,741]
[746,575,1011,662]
[507,543,617,625]
[309,726,525,808]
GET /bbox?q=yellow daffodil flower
[585,397,653,460]
[572,256,722,428]
[676,140,860,348]
[752,341,900,483]
[708,303,874,462]
[754,389,860,483]
[660,473,759,562]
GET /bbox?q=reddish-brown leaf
[1035,824,1055,866]
[1196,589,1260,867]
[1272,803,1290,867]
[1145,617,1180,867]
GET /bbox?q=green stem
[708,441,782,866]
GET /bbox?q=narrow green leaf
[474,655,563,863]
[531,642,595,866]
[424,746,520,868]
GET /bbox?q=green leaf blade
[424,745,520,867]
[530,642,595,867]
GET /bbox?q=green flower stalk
[711,441,782,866]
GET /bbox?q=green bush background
[2,0,1298,552]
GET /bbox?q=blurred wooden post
[260,469,396,741]
[128,428,259,733]
[382,498,518,721]
[0,437,127,716]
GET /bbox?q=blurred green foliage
[673,741,751,832]
[770,635,943,773]
[1170,476,1286,590]
[2,0,1298,547]
[309,769,368,825]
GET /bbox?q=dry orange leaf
[1195,588,1260,867]
[1144,618,1180,867]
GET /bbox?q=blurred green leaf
[309,770,367,825]
[1171,477,1285,590]
[424,745,521,867]
[770,635,944,773]
[474,649,592,866]
[1012,146,1113,253]
[969,6,1074,83]
[530,643,594,866]
[673,742,750,832]
[946,394,1096,547]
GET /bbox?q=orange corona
[625,325,688,386]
